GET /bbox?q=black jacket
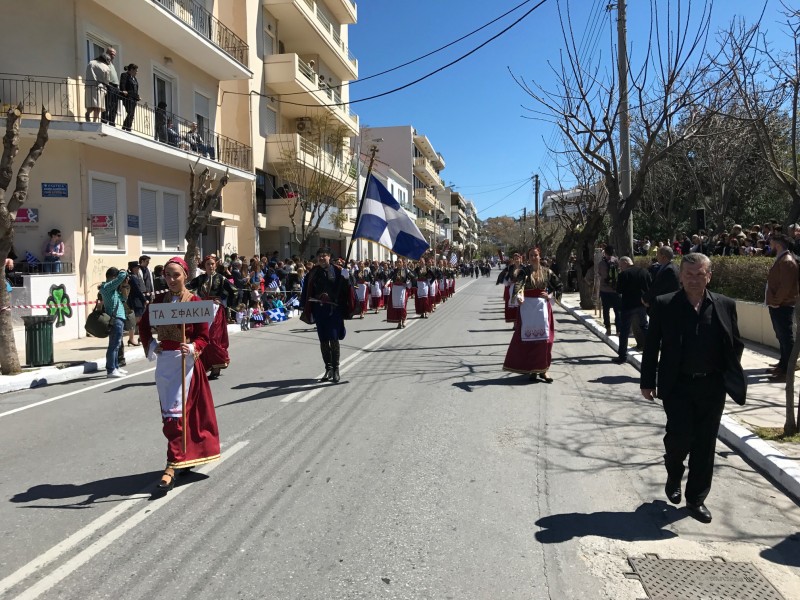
[643,261,680,308]
[119,72,140,102]
[616,265,651,310]
[126,275,147,317]
[640,290,746,405]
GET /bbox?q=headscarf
[165,256,189,275]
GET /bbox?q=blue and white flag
[268,278,280,290]
[450,253,458,266]
[267,308,287,322]
[353,177,430,260]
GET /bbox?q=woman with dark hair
[43,229,64,273]
[119,63,140,131]
[139,256,220,493]
[503,247,562,383]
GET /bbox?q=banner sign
[14,207,39,224]
[128,214,139,229]
[90,214,115,231]
[148,301,216,325]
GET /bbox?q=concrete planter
[734,299,778,350]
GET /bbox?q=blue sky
[347,0,792,219]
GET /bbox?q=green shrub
[631,255,772,303]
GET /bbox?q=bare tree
[0,104,51,375]
[269,115,356,256]
[184,162,229,276]
[720,5,800,226]
[514,0,717,255]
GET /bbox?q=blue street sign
[42,183,68,197]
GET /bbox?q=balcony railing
[153,0,249,68]
[0,75,252,172]
[301,0,358,70]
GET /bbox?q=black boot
[320,342,333,382]
[331,341,341,383]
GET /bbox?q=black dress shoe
[611,356,627,364]
[528,373,540,383]
[686,503,712,523]
[665,478,681,504]
[320,368,332,382]
[332,368,340,384]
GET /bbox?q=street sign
[148,301,216,325]
[42,183,68,197]
[14,207,39,224]
[128,214,139,229]
[90,214,115,231]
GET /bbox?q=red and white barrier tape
[10,300,98,309]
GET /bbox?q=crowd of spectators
[634,220,800,258]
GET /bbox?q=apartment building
[2,0,254,340]
[464,199,479,258]
[236,0,360,260]
[359,125,447,257]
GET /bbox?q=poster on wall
[90,214,115,233]
[14,207,39,226]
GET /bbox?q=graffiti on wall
[46,284,72,327]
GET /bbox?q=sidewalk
[0,320,258,395]
[559,292,800,503]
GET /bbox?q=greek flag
[353,177,430,260]
[24,251,40,267]
[450,253,457,266]
[268,278,280,290]
[267,308,287,322]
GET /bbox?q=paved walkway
[559,292,800,501]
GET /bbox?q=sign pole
[181,322,187,455]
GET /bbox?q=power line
[477,178,533,214]
[266,0,552,109]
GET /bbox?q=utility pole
[617,0,633,256]
[534,174,540,247]
[522,206,527,248]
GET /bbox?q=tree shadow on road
[587,375,640,385]
[221,378,325,406]
[452,374,533,392]
[10,471,164,509]
[535,500,684,543]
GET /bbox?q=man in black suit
[643,246,680,315]
[138,255,153,300]
[640,253,746,524]
[612,256,651,363]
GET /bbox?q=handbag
[85,300,111,338]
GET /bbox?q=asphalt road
[1,276,799,600]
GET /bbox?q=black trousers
[319,340,340,368]
[103,84,120,125]
[662,374,726,505]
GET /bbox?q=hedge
[633,255,773,303]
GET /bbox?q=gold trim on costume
[167,453,221,469]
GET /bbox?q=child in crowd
[250,300,264,328]
[236,303,249,331]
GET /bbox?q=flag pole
[345,142,380,264]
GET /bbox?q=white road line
[3,441,248,600]
[288,277,478,403]
[0,368,157,420]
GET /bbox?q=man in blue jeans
[597,245,620,336]
[765,234,799,382]
[99,267,129,378]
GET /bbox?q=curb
[0,322,245,396]
[559,298,800,504]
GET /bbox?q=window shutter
[163,192,181,251]
[140,188,158,249]
[91,178,118,248]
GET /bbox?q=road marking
[2,441,248,600]
[0,368,157,420]
[285,277,479,404]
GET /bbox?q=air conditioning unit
[296,118,311,133]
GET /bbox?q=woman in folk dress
[139,257,220,492]
[502,248,562,383]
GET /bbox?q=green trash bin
[21,315,57,367]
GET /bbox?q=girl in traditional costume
[504,254,523,323]
[387,259,411,328]
[139,257,221,492]
[502,248,562,383]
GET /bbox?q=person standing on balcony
[119,64,140,132]
[154,102,168,142]
[42,229,64,273]
[101,47,120,126]
[84,53,110,122]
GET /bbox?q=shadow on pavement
[10,471,163,508]
[452,374,532,392]
[587,375,640,385]
[760,533,800,567]
[535,500,684,543]
[221,378,325,406]
[105,381,156,392]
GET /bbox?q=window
[153,70,175,114]
[139,184,185,252]
[256,169,276,213]
[260,104,277,137]
[90,173,126,251]
[194,91,211,132]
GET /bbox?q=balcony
[413,156,441,188]
[89,0,251,80]
[264,132,355,194]
[324,0,357,24]
[413,133,443,167]
[417,217,435,235]
[263,0,358,81]
[263,55,358,134]
[413,187,437,212]
[0,75,253,180]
